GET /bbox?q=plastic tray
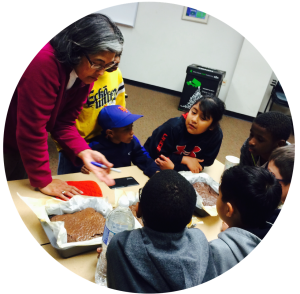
[40,220,100,258]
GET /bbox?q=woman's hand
[78,149,115,186]
[81,165,90,174]
[38,179,83,200]
[155,155,175,170]
[182,156,204,173]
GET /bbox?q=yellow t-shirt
[54,68,126,151]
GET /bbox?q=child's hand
[182,156,204,173]
[81,165,91,174]
[97,247,102,258]
[155,155,175,170]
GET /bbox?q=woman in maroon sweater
[4,14,122,200]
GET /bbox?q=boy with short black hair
[106,170,217,292]
[81,105,160,177]
[210,165,282,275]
[240,111,292,168]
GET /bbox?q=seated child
[144,95,225,173]
[210,165,282,275]
[81,105,160,177]
[268,143,294,207]
[240,111,292,168]
[106,170,217,292]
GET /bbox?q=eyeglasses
[269,171,289,184]
[84,53,115,71]
[276,178,289,184]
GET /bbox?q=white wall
[114,2,245,101]
[259,72,277,112]
[96,3,139,27]
[225,39,273,117]
[100,2,281,117]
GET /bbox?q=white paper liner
[179,171,219,216]
[114,189,139,207]
[18,193,142,248]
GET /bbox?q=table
[7,160,224,283]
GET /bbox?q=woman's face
[74,51,115,84]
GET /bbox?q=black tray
[40,220,101,258]
[194,206,210,217]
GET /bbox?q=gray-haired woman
[4,14,122,200]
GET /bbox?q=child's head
[268,144,295,204]
[248,112,292,161]
[138,170,196,233]
[98,105,143,144]
[185,95,225,135]
[217,165,281,229]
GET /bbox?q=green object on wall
[196,11,206,19]
[186,78,201,88]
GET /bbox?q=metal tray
[194,206,210,217]
[40,220,101,258]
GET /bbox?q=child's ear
[136,202,142,218]
[106,129,113,138]
[278,139,286,147]
[208,122,216,131]
[225,202,234,218]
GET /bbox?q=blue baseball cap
[98,105,143,130]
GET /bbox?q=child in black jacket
[144,95,225,173]
[239,111,292,168]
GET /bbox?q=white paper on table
[113,190,142,229]
[178,171,219,215]
[18,194,113,248]
[17,194,63,222]
[114,189,139,207]
[18,193,142,248]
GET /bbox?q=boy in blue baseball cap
[81,105,160,177]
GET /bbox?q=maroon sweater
[4,43,92,188]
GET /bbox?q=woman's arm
[15,47,62,188]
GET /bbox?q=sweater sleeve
[144,120,184,166]
[15,50,61,187]
[201,128,223,167]
[171,127,222,171]
[131,136,160,177]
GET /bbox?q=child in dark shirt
[81,105,160,177]
[240,111,292,168]
[106,170,217,292]
[144,95,225,173]
[210,165,282,275]
[268,143,294,206]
